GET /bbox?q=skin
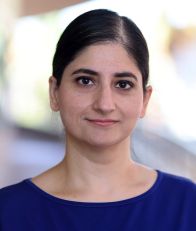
[32,42,156,202]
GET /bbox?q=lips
[86,119,119,126]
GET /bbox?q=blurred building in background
[0,0,196,188]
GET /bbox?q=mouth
[85,119,119,127]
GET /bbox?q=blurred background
[0,0,196,188]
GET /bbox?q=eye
[116,80,134,90]
[76,77,94,86]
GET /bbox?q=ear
[49,76,60,111]
[140,85,152,118]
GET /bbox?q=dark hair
[52,9,149,91]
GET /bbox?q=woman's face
[49,43,152,148]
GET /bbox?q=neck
[59,135,137,193]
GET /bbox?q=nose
[92,85,116,114]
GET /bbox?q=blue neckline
[24,169,163,207]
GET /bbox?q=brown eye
[116,80,133,89]
[76,77,94,86]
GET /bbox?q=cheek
[120,95,144,118]
[58,91,90,118]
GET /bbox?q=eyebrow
[114,72,138,81]
[72,68,98,76]
[71,68,138,81]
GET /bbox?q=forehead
[64,42,141,77]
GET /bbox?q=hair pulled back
[52,9,149,91]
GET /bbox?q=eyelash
[75,77,134,90]
[76,77,94,86]
[116,80,134,90]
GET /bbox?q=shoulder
[0,180,33,213]
[156,170,196,204]
[0,180,29,197]
[158,170,196,191]
[0,180,49,228]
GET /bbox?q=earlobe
[140,85,152,118]
[49,76,60,111]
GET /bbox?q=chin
[83,135,129,149]
[67,128,131,149]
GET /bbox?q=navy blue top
[0,170,196,231]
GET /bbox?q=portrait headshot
[0,1,196,230]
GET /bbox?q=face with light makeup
[49,42,152,148]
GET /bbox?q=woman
[0,9,195,231]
